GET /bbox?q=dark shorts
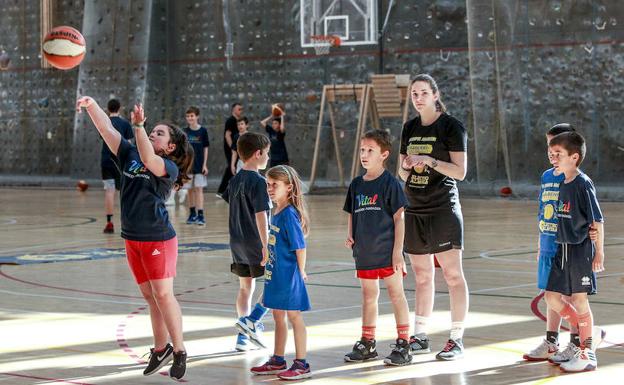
[102,165,121,190]
[546,239,597,296]
[231,263,265,278]
[404,207,464,255]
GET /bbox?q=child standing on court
[343,129,413,366]
[524,123,600,364]
[183,106,210,226]
[250,165,312,380]
[222,132,271,351]
[544,131,605,372]
[77,97,193,381]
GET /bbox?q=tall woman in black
[398,74,469,361]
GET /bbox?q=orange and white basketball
[42,26,86,70]
[271,103,285,117]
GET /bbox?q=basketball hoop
[310,35,341,55]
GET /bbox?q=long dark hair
[157,121,194,189]
[411,74,447,113]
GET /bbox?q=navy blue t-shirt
[343,170,408,270]
[224,116,237,157]
[265,124,289,163]
[115,138,178,241]
[223,170,272,265]
[184,126,210,174]
[556,172,603,245]
[101,116,133,168]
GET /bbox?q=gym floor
[1,188,622,385]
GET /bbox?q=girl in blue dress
[250,165,312,380]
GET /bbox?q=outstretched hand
[75,96,95,112]
[131,103,147,126]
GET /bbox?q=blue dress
[263,205,311,311]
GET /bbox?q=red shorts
[125,237,178,284]
[357,266,407,280]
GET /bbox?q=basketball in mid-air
[42,26,86,70]
[271,103,285,117]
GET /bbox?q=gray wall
[1,0,622,194]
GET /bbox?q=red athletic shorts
[357,266,407,280]
[125,237,178,284]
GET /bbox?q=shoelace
[141,349,154,360]
[442,340,457,352]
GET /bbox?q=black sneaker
[436,339,464,361]
[169,350,187,381]
[409,334,431,354]
[344,339,378,362]
[143,343,174,376]
[384,338,413,366]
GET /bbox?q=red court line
[0,372,94,385]
[530,292,624,348]
[0,266,231,306]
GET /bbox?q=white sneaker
[549,343,576,365]
[178,189,188,204]
[560,346,597,372]
[523,339,558,361]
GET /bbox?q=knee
[443,270,465,288]
[152,288,173,303]
[413,269,434,287]
[361,290,379,305]
[544,292,561,308]
[386,287,407,304]
[571,296,589,312]
[287,311,302,324]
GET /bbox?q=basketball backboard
[300,0,378,47]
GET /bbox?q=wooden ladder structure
[308,75,411,190]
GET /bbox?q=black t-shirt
[556,172,603,245]
[184,126,210,174]
[223,170,272,264]
[231,132,239,152]
[265,124,289,163]
[399,113,467,214]
[115,139,178,241]
[101,116,133,168]
[343,170,408,269]
[224,116,238,157]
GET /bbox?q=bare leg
[236,277,255,317]
[288,311,307,360]
[148,278,185,352]
[436,249,469,323]
[408,253,435,318]
[138,281,169,349]
[273,309,288,357]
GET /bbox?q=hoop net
[310,35,341,55]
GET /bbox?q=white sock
[414,315,429,336]
[450,321,465,341]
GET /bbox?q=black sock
[570,333,581,347]
[190,207,196,216]
[198,209,204,216]
[106,214,113,223]
[546,331,559,344]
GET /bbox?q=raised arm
[260,115,273,128]
[76,96,121,156]
[131,104,167,177]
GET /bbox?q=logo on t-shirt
[124,159,150,180]
[557,201,572,219]
[354,193,381,213]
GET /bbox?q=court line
[0,372,94,385]
[0,267,232,306]
[0,288,234,313]
[0,215,97,231]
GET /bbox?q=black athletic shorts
[101,165,121,190]
[404,206,463,255]
[231,263,265,278]
[546,238,597,296]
